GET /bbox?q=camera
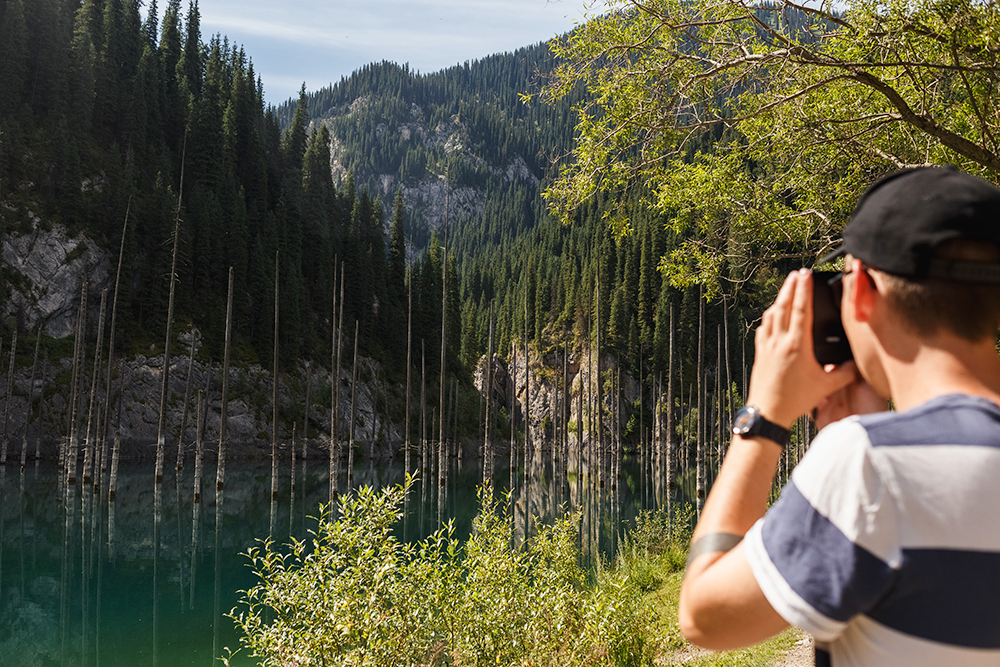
[812,270,853,365]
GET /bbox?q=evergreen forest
[0,0,766,451]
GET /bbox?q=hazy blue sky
[158,0,594,105]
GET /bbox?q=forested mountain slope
[276,46,583,253]
[0,0,423,375]
[0,0,760,450]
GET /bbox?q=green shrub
[230,480,666,666]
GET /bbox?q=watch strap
[755,416,791,448]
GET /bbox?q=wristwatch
[732,405,790,448]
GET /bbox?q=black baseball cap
[818,166,1000,282]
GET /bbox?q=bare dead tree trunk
[562,345,569,496]
[523,274,529,491]
[483,301,494,491]
[37,352,46,461]
[156,155,186,483]
[421,340,427,483]
[348,320,359,488]
[575,353,583,502]
[611,362,620,490]
[21,327,41,467]
[439,170,449,492]
[82,289,108,483]
[509,341,516,498]
[92,400,103,491]
[215,268,234,491]
[303,362,310,461]
[667,303,675,494]
[452,376,459,464]
[67,284,88,485]
[193,391,204,502]
[334,263,345,498]
[696,288,705,516]
[370,365,378,461]
[723,297,733,455]
[1,329,16,464]
[596,277,603,488]
[742,324,748,401]
[289,422,296,537]
[175,332,197,471]
[110,387,123,499]
[272,251,280,501]
[330,260,339,504]
[717,324,723,481]
[101,199,129,479]
[404,256,413,475]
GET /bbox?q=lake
[0,444,679,666]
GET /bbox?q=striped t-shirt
[745,394,1000,666]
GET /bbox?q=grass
[610,506,803,667]
[646,571,802,666]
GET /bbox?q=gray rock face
[317,102,539,239]
[0,337,404,461]
[2,221,110,337]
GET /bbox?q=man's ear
[848,259,878,323]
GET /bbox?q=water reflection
[0,445,678,666]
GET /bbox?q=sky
[159,0,596,106]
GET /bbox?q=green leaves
[541,0,1000,293]
[232,481,669,666]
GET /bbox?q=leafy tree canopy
[538,0,1000,296]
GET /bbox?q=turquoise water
[0,447,670,666]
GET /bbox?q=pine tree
[178,0,203,105]
[283,84,309,174]
[68,0,98,130]
[0,0,29,118]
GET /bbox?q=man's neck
[882,334,1000,412]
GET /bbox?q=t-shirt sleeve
[744,418,900,642]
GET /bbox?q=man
[678,166,1000,666]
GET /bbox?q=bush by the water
[229,479,694,666]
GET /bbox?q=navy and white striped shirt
[745,394,1000,666]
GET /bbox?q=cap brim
[816,246,846,268]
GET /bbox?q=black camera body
[812,270,853,365]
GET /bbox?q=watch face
[732,405,758,435]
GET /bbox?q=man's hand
[747,269,856,428]
[813,368,889,430]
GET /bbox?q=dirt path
[772,635,813,667]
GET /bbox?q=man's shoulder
[853,393,1000,449]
